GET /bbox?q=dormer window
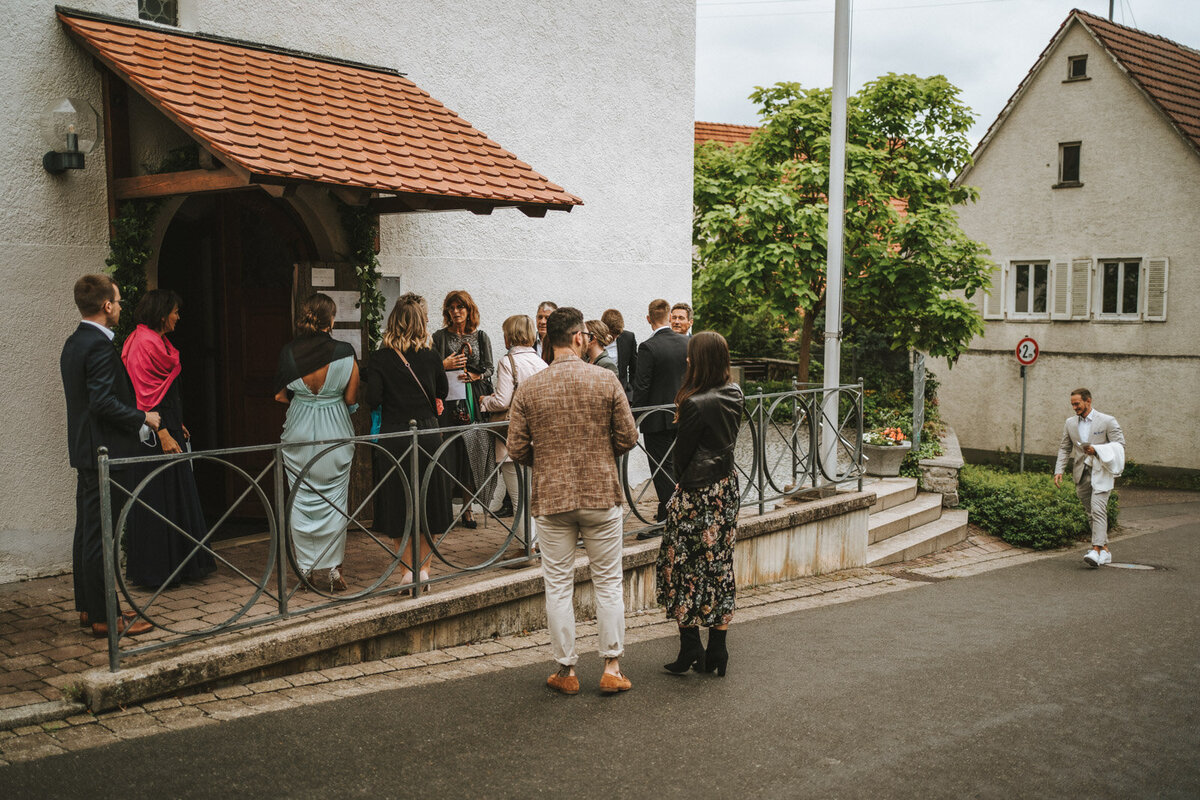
[138,0,179,26]
[1066,54,1089,81]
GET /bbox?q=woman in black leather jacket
[655,331,743,677]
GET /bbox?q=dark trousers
[73,469,106,620]
[73,469,126,621]
[644,430,677,522]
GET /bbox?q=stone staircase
[865,477,969,566]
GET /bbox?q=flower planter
[863,442,912,477]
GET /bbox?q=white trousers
[1075,467,1111,546]
[536,505,625,666]
[498,461,535,548]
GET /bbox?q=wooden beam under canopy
[113,168,248,200]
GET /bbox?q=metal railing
[95,381,864,669]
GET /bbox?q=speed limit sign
[1016,337,1039,366]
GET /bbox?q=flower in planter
[863,427,908,447]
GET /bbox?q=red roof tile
[968,9,1200,173]
[58,9,581,210]
[695,121,757,146]
[1074,10,1200,154]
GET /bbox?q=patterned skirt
[655,472,740,627]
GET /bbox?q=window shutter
[1145,257,1168,321]
[983,262,1005,320]
[1050,260,1071,319]
[1069,258,1092,319]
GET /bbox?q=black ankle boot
[664,626,705,674]
[703,628,728,676]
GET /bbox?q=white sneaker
[1098,549,1112,566]
[1083,549,1100,568]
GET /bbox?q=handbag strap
[508,353,518,393]
[394,348,438,418]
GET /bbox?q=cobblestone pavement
[0,496,666,711]
[3,485,1192,766]
[0,527,1038,766]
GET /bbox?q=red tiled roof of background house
[968,9,1200,173]
[1075,9,1200,153]
[58,9,582,209]
[695,121,757,146]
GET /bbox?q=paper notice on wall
[310,267,336,287]
[445,372,467,401]
[326,291,361,323]
[330,329,362,359]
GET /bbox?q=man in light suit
[631,298,688,534]
[508,307,639,695]
[1054,387,1124,567]
[61,274,158,637]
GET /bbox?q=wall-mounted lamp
[41,98,100,174]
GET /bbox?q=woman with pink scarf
[121,289,214,588]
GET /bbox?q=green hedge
[959,465,1119,550]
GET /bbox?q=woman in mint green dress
[275,294,360,592]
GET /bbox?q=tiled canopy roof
[1076,9,1200,152]
[695,121,757,146]
[57,8,581,211]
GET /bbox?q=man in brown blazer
[507,307,639,695]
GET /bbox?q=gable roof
[695,121,756,146]
[57,7,582,212]
[963,9,1200,180]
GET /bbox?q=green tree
[693,74,992,380]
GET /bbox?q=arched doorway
[157,191,317,523]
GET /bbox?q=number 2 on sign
[1015,337,1039,366]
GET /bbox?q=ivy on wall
[105,145,200,342]
[337,199,385,351]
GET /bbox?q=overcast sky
[695,0,1200,146]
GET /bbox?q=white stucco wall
[940,21,1200,471]
[0,0,695,581]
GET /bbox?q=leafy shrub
[959,464,1119,550]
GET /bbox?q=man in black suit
[601,308,637,399]
[631,298,688,536]
[61,274,157,638]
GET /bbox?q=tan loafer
[547,667,580,695]
[599,671,632,694]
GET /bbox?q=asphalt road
[3,518,1197,799]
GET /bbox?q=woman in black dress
[120,289,215,589]
[431,290,494,529]
[656,331,744,677]
[364,295,451,588]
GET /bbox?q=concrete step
[868,492,944,544]
[867,509,969,567]
[866,477,919,514]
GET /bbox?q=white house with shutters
[936,9,1200,474]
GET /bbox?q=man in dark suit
[631,298,688,535]
[601,308,637,399]
[61,274,157,638]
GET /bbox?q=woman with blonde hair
[583,319,619,377]
[364,296,451,589]
[656,331,743,677]
[275,293,360,592]
[479,315,547,554]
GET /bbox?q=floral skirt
[655,472,740,627]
